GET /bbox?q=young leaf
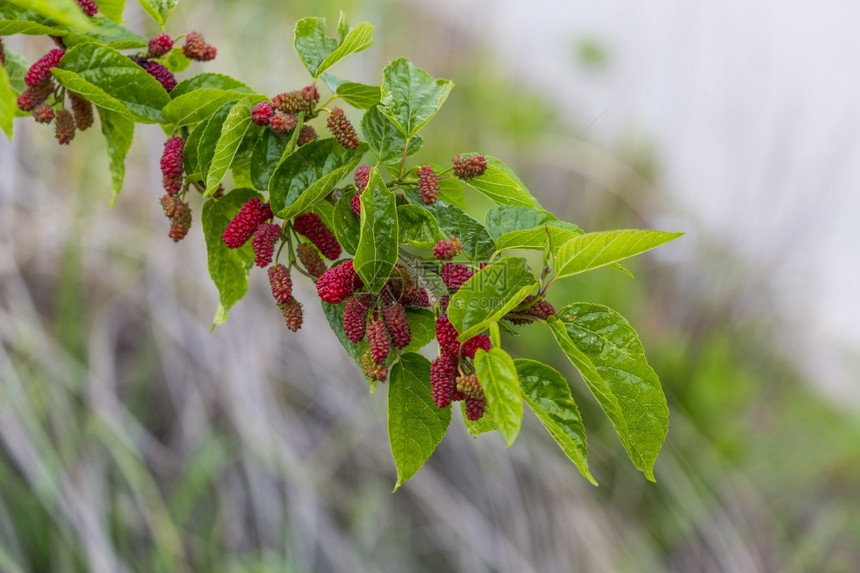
[388,353,451,490]
[397,204,445,248]
[269,138,367,218]
[204,98,254,196]
[4,0,91,30]
[354,170,398,293]
[322,74,381,109]
[202,189,261,328]
[162,89,263,126]
[54,43,169,123]
[515,359,596,485]
[136,0,164,25]
[250,129,291,191]
[460,155,541,208]
[97,108,134,204]
[171,73,253,98]
[555,229,683,279]
[474,348,522,447]
[317,22,374,76]
[294,17,374,79]
[546,303,669,481]
[0,65,15,139]
[379,58,453,137]
[447,257,538,341]
[437,176,465,209]
[331,190,360,255]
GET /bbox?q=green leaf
[515,359,595,485]
[401,308,436,354]
[483,206,582,252]
[388,353,451,490]
[437,176,465,209]
[161,47,190,73]
[360,105,409,164]
[270,138,367,218]
[162,89,263,127]
[461,401,497,436]
[94,0,124,22]
[202,189,261,327]
[331,190,361,255]
[97,108,133,204]
[323,74,381,109]
[196,103,234,183]
[397,204,445,247]
[0,65,14,139]
[54,43,169,123]
[460,155,540,208]
[4,0,91,29]
[65,17,146,49]
[474,348,522,447]
[378,58,453,137]
[2,49,28,95]
[249,129,290,191]
[158,0,179,22]
[402,190,496,260]
[294,17,374,79]
[0,5,145,48]
[547,303,669,481]
[182,119,206,178]
[447,257,538,341]
[171,73,253,98]
[321,299,368,368]
[555,229,683,279]
[485,206,552,238]
[354,169,398,293]
[136,0,178,25]
[204,98,253,196]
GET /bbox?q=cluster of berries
[157,136,192,241]
[412,154,487,208]
[16,48,95,145]
[133,31,218,93]
[251,86,320,145]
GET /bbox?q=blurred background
[2,0,859,571]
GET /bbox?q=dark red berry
[222,198,273,249]
[269,112,297,134]
[160,137,185,196]
[17,79,54,112]
[147,33,174,58]
[251,101,274,126]
[297,124,317,146]
[441,263,473,292]
[316,260,360,304]
[343,294,371,343]
[25,49,65,88]
[326,107,359,149]
[465,396,487,421]
[435,315,461,357]
[462,334,492,359]
[133,58,177,92]
[433,237,464,260]
[54,109,75,145]
[293,212,341,260]
[382,303,411,349]
[74,0,98,17]
[354,165,371,192]
[252,223,281,267]
[160,194,192,242]
[33,103,54,124]
[182,31,217,61]
[68,93,93,131]
[278,298,303,332]
[367,318,390,363]
[351,194,362,217]
[267,264,293,304]
[507,296,557,325]
[296,243,327,279]
[452,154,487,180]
[417,166,439,204]
[430,354,459,408]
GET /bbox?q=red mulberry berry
[144,60,177,92]
[441,263,473,292]
[382,303,411,349]
[297,243,327,279]
[147,33,173,58]
[252,223,281,267]
[417,166,439,204]
[354,165,371,192]
[343,294,371,343]
[529,300,556,320]
[25,49,64,87]
[456,374,484,400]
[433,236,464,260]
[362,351,388,382]
[462,334,491,359]
[267,264,293,304]
[160,136,185,196]
[351,194,362,217]
[402,288,430,308]
[160,194,192,242]
[74,0,98,16]
[452,154,487,180]
[222,198,273,248]
[69,93,93,131]
[0,38,5,65]
[251,101,274,126]
[293,212,341,260]
[367,318,390,364]
[465,396,487,421]
[507,296,556,325]
[269,112,297,134]
[17,79,54,112]
[33,103,54,124]
[297,124,317,146]
[435,314,461,357]
[272,86,318,114]
[431,354,459,408]
[54,109,75,145]
[316,261,360,304]
[326,107,359,150]
[278,298,303,332]
[182,31,217,62]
